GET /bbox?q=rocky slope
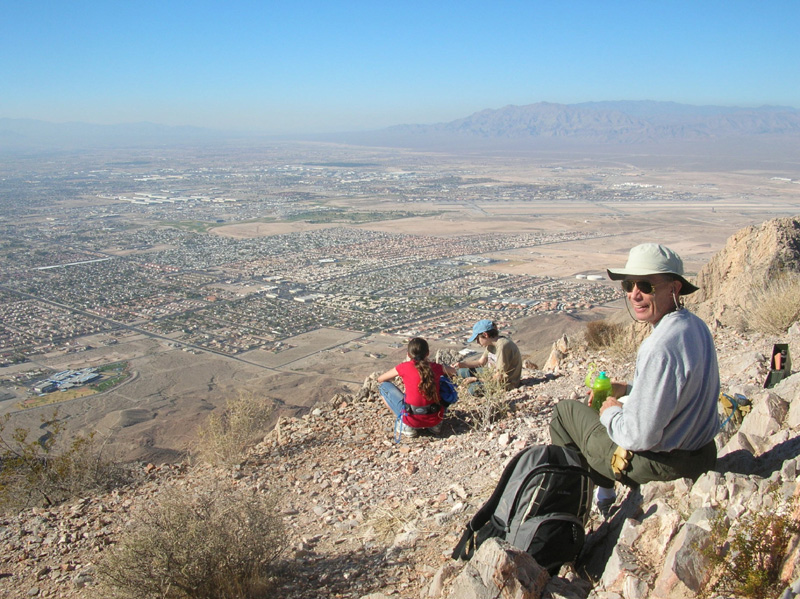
[2,218,800,599]
[1,321,798,599]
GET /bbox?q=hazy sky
[2,1,798,134]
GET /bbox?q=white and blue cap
[468,319,495,342]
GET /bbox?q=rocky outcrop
[543,334,570,372]
[435,348,462,366]
[444,538,552,599]
[689,216,800,328]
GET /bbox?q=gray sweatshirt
[600,309,720,452]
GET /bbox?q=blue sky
[2,1,798,134]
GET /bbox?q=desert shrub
[97,476,285,599]
[195,392,274,467]
[702,495,800,599]
[585,320,623,350]
[748,274,800,334]
[584,319,640,360]
[455,368,512,430]
[0,412,128,514]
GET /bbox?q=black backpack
[452,444,594,576]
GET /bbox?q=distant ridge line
[2,101,800,153]
[380,101,800,143]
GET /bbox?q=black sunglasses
[621,280,662,294]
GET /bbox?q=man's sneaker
[401,424,419,437]
[428,422,442,435]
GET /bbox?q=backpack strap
[452,447,528,560]
[393,411,405,444]
[452,526,477,560]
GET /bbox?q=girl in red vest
[377,337,454,438]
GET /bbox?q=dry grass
[195,392,274,468]
[362,503,421,544]
[455,368,513,431]
[747,274,800,334]
[585,320,624,350]
[583,319,641,361]
[97,476,285,599]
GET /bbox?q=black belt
[404,402,442,415]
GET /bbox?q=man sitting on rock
[549,244,720,515]
[453,319,522,396]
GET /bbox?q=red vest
[396,360,445,428]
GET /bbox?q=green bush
[0,412,128,514]
[748,274,800,334]
[703,495,800,599]
[195,392,274,467]
[97,477,285,599]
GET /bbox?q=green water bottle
[591,371,612,411]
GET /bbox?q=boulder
[652,523,714,597]
[543,335,570,373]
[739,391,789,441]
[445,538,550,599]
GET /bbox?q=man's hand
[599,397,623,416]
[610,382,628,398]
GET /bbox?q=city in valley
[1,142,798,462]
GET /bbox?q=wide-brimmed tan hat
[606,243,699,295]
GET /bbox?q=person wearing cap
[452,320,522,395]
[549,244,720,515]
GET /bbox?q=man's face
[623,275,681,325]
[476,333,491,347]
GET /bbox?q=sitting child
[377,337,455,437]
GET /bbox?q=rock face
[689,216,800,328]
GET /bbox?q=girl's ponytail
[408,337,438,402]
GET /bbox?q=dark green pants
[549,400,717,488]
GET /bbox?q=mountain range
[387,101,800,142]
[2,101,799,154]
